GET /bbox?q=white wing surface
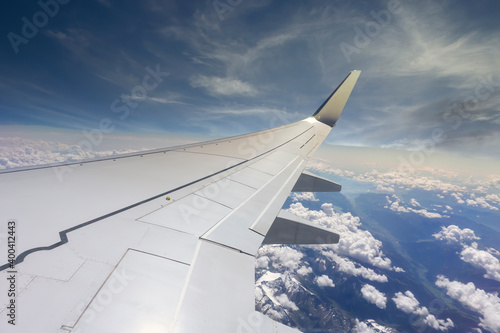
[0,71,361,333]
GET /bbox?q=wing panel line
[168,240,202,332]
[0,125,314,272]
[249,159,307,235]
[200,156,301,241]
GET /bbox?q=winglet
[312,70,361,126]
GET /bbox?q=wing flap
[263,210,340,245]
[138,193,232,236]
[292,170,342,192]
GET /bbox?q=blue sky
[1,0,500,158]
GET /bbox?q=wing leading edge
[0,71,361,333]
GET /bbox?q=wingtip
[312,71,361,127]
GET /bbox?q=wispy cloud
[2,0,500,158]
[190,75,258,96]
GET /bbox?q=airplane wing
[0,70,361,333]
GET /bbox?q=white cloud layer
[488,247,500,258]
[256,256,270,269]
[276,293,299,311]
[323,252,388,283]
[376,184,395,193]
[296,266,312,276]
[0,137,142,169]
[306,160,466,193]
[432,225,480,245]
[306,161,500,212]
[433,225,500,282]
[353,319,376,333]
[392,291,454,331]
[314,275,335,288]
[287,202,398,271]
[436,275,500,333]
[444,191,500,212]
[460,244,500,282]
[392,291,420,314]
[353,318,398,333]
[361,284,387,309]
[385,195,445,218]
[451,192,465,204]
[291,192,319,202]
[466,194,499,211]
[257,245,304,271]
